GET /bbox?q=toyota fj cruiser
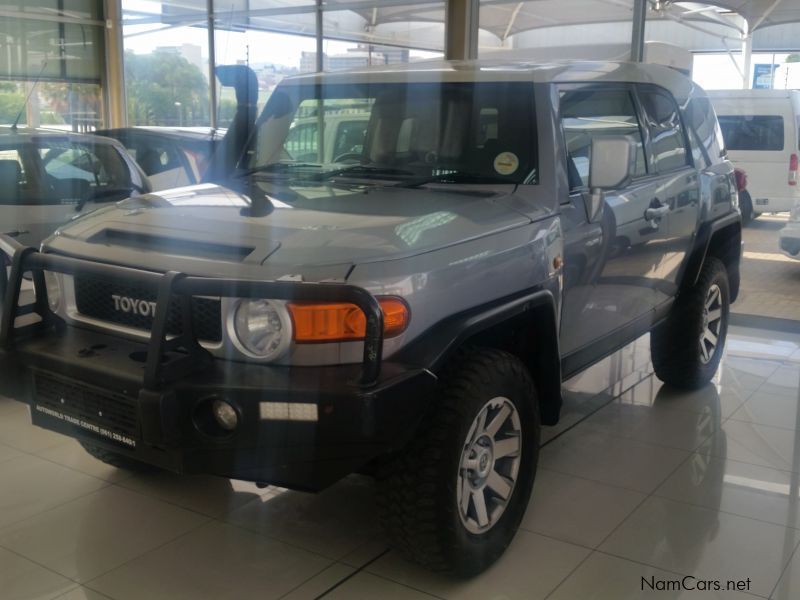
[0,59,741,575]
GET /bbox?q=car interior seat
[136,148,164,176]
[0,160,21,203]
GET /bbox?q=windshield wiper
[314,165,416,181]
[238,162,322,178]
[394,171,515,188]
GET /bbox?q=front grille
[73,275,222,342]
[34,373,139,442]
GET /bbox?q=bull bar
[0,233,386,389]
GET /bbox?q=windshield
[245,81,538,186]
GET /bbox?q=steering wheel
[333,152,363,164]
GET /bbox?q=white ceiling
[130,1,800,50]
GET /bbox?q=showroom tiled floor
[1,325,800,599]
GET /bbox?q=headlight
[232,299,291,360]
[43,271,61,312]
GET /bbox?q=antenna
[11,61,47,131]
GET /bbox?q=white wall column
[445,0,479,60]
[741,20,753,89]
[316,0,324,71]
[207,0,218,128]
[104,0,126,128]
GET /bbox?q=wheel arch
[395,289,563,426]
[680,212,742,302]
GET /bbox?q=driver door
[558,85,673,365]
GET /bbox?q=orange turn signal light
[287,297,410,343]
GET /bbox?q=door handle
[644,198,670,230]
[645,203,670,221]
[645,205,670,220]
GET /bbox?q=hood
[44,181,542,280]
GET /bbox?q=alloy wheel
[699,283,723,365]
[457,397,522,534]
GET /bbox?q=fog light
[212,399,239,431]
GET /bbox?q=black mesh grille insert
[34,373,139,443]
[74,275,222,342]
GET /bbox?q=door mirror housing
[589,136,636,191]
[584,136,636,223]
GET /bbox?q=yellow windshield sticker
[494,152,519,176]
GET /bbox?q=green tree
[217,98,238,127]
[38,82,99,128]
[787,54,800,63]
[124,50,210,126]
[0,84,26,125]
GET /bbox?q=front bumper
[1,327,435,491]
[0,235,436,491]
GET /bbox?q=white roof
[148,0,800,55]
[282,59,695,102]
[153,1,800,49]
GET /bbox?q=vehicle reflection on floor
[0,324,798,599]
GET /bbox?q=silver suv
[0,59,742,575]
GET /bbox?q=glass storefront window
[0,1,104,128]
[0,81,103,130]
[122,0,211,127]
[209,1,444,127]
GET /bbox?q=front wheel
[651,257,730,389]
[376,348,539,575]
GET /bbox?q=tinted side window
[638,87,690,172]
[332,120,368,159]
[685,96,725,167]
[0,147,26,205]
[122,139,182,176]
[284,122,318,162]
[560,88,647,189]
[717,115,784,151]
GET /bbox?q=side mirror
[584,136,636,223]
[589,136,635,190]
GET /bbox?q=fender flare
[679,211,742,297]
[395,288,563,425]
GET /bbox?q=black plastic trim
[395,287,558,373]
[681,210,742,291]
[561,299,673,380]
[0,234,385,387]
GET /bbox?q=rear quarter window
[684,96,725,167]
[718,115,784,151]
[637,87,691,172]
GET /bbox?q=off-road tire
[376,347,539,576]
[80,442,158,473]
[739,190,753,225]
[651,257,730,389]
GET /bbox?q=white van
[708,90,800,218]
